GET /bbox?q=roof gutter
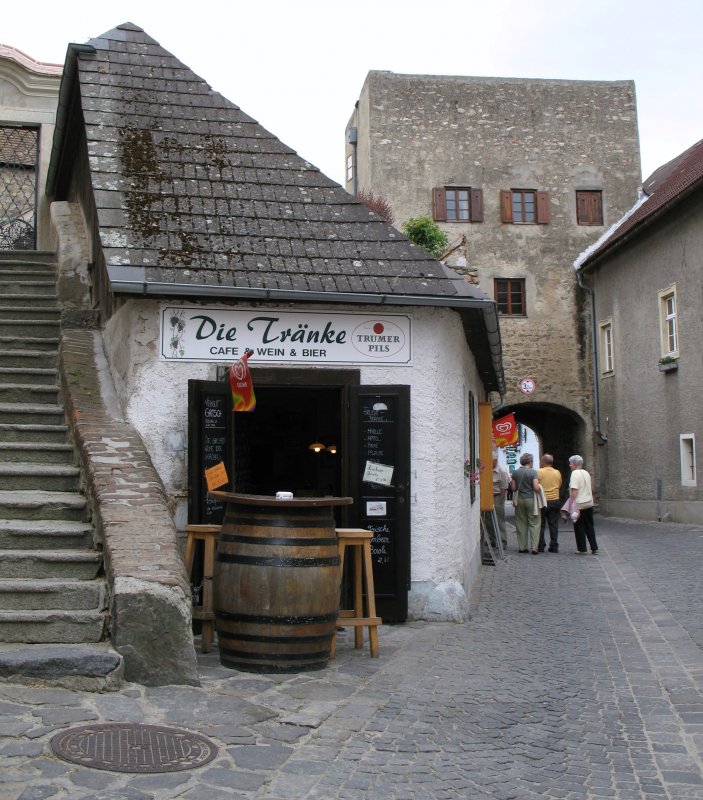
[576,269,607,444]
[45,42,96,197]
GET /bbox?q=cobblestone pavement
[1,516,702,800]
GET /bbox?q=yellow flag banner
[492,413,518,447]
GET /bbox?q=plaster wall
[103,299,485,619]
[590,190,703,523]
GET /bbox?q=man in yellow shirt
[537,454,562,552]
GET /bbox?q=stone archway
[498,401,588,485]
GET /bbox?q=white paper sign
[363,461,394,486]
[366,501,387,516]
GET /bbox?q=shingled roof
[46,22,504,393]
[575,138,703,272]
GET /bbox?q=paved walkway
[1,516,702,799]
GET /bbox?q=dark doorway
[233,386,343,498]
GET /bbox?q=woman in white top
[569,455,598,555]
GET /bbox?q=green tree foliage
[402,216,448,259]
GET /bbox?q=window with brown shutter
[500,189,550,224]
[576,190,603,225]
[432,187,483,222]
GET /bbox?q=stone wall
[346,72,642,465]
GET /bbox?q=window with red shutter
[432,187,483,222]
[501,189,550,224]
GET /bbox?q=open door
[349,385,410,622]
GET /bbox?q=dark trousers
[539,500,561,550]
[574,507,598,553]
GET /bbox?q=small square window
[576,191,604,225]
[494,278,526,316]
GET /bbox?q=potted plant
[658,355,678,372]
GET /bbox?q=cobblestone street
[1,515,702,799]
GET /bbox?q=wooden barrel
[209,492,352,672]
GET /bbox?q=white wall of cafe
[103,298,486,621]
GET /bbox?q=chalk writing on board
[363,461,394,486]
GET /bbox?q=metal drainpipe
[577,269,607,443]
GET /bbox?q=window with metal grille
[0,125,38,250]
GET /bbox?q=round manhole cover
[50,723,218,773]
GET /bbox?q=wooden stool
[331,528,381,658]
[184,524,220,653]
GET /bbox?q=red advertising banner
[492,413,518,447]
[229,350,256,412]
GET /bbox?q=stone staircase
[0,253,119,687]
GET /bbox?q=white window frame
[599,317,614,374]
[658,284,679,358]
[346,153,354,183]
[680,434,696,487]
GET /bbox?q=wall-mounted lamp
[308,441,325,453]
[326,444,337,454]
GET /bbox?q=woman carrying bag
[568,454,599,555]
[510,453,542,554]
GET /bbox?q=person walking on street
[492,452,510,547]
[569,454,599,555]
[537,454,562,552]
[511,453,541,554]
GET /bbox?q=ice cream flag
[230,350,256,412]
[492,412,518,447]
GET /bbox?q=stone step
[0,335,58,352]
[0,251,56,266]
[0,519,93,550]
[0,442,74,464]
[0,294,58,309]
[0,319,60,338]
[0,403,64,425]
[0,384,59,404]
[0,490,87,521]
[0,423,69,444]
[0,367,58,386]
[0,609,106,644]
[0,265,56,276]
[0,550,101,580]
[0,462,80,492]
[0,643,123,691]
[0,350,57,369]
[0,578,106,610]
[0,279,57,296]
[0,306,60,321]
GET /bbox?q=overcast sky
[4,0,702,186]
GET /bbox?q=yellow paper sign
[205,461,228,491]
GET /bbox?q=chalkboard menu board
[351,386,410,622]
[188,381,232,524]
